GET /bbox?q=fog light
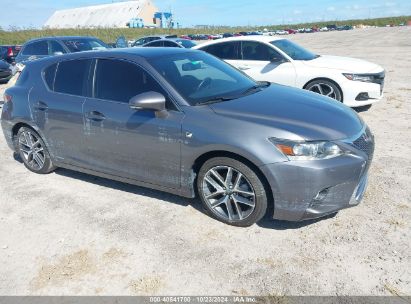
[356,92,369,101]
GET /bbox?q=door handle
[85,111,106,121]
[34,101,48,111]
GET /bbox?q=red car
[285,29,297,34]
[180,35,192,40]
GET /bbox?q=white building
[44,0,158,29]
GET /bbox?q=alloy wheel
[18,130,45,171]
[307,82,341,101]
[202,166,256,221]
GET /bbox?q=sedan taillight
[7,47,13,57]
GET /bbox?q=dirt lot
[0,27,410,296]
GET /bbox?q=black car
[0,60,13,83]
[0,45,21,64]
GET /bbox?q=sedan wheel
[17,127,56,174]
[198,157,268,227]
[305,80,342,102]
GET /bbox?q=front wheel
[305,79,343,102]
[16,127,56,174]
[197,157,268,227]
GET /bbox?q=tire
[305,79,343,102]
[197,157,268,227]
[16,127,56,174]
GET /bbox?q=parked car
[15,36,108,65]
[223,33,234,38]
[275,30,289,35]
[194,36,385,107]
[0,45,21,64]
[143,38,197,48]
[180,35,192,40]
[132,35,178,47]
[1,48,374,226]
[0,60,13,83]
[285,29,297,34]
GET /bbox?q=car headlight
[343,73,373,82]
[269,138,343,160]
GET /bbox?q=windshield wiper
[197,96,235,105]
[241,81,271,95]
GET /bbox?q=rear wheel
[197,157,268,227]
[305,79,342,102]
[16,127,56,174]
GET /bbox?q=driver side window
[241,41,283,62]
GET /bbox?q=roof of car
[32,47,195,66]
[24,36,99,44]
[194,35,285,49]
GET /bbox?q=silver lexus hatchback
[1,48,374,227]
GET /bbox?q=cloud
[326,6,335,12]
[293,9,302,15]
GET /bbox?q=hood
[209,84,364,141]
[303,55,383,73]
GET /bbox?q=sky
[0,0,410,29]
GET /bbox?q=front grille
[352,128,375,160]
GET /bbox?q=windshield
[62,38,108,53]
[149,52,258,106]
[176,39,197,49]
[270,39,318,61]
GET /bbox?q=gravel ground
[0,27,410,296]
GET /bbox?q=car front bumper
[260,129,374,221]
[340,72,385,107]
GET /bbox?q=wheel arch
[191,150,274,216]
[303,77,344,102]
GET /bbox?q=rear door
[30,58,92,165]
[82,58,184,188]
[202,41,241,67]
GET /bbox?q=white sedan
[194,36,385,107]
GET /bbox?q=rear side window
[241,41,283,61]
[146,41,164,47]
[203,42,240,60]
[22,41,48,56]
[94,59,167,104]
[54,59,91,96]
[43,63,57,90]
[163,41,179,47]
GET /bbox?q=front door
[82,58,184,189]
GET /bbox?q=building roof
[44,0,157,29]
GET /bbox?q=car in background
[15,36,108,65]
[285,29,298,34]
[143,38,197,49]
[0,60,13,83]
[0,45,22,64]
[194,36,385,107]
[1,48,374,226]
[223,33,234,38]
[275,30,289,35]
[180,35,192,40]
[132,35,178,47]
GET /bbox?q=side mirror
[129,91,166,112]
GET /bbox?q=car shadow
[354,105,372,113]
[13,152,335,230]
[257,212,338,230]
[54,167,202,211]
